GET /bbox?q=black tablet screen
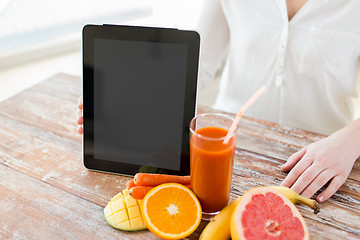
[93,39,188,171]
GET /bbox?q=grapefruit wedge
[231,187,310,240]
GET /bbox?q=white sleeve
[196,0,229,90]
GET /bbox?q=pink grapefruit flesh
[231,187,310,240]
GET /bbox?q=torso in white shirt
[197,0,360,135]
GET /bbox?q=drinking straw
[223,85,267,144]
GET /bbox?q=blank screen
[93,39,188,170]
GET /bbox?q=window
[0,0,152,68]
[0,0,203,69]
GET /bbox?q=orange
[231,187,310,240]
[141,183,202,239]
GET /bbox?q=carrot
[129,184,192,200]
[133,173,191,186]
[129,186,154,200]
[126,179,136,190]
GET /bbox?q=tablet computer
[82,24,200,176]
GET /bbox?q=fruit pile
[104,173,201,239]
[103,173,320,240]
[200,186,318,240]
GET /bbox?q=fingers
[78,96,83,110]
[290,163,323,195]
[281,149,311,189]
[299,169,332,198]
[281,147,307,172]
[76,96,83,135]
[316,175,346,202]
[76,109,83,124]
[76,109,83,134]
[77,125,83,134]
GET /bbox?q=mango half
[103,189,147,231]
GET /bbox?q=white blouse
[196,0,360,135]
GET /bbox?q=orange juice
[190,126,236,213]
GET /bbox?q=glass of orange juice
[189,113,238,220]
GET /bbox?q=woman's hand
[280,119,360,202]
[76,96,83,134]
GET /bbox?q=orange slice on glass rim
[141,183,202,239]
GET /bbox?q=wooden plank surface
[0,73,359,239]
[0,164,161,240]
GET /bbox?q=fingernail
[318,196,324,202]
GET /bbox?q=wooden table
[0,73,359,239]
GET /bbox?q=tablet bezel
[82,24,200,176]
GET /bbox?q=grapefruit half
[231,187,310,240]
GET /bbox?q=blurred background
[0,0,219,107]
[0,0,358,118]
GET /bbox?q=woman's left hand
[280,119,360,202]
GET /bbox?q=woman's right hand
[76,96,83,134]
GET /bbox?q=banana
[199,186,320,240]
[199,197,242,240]
[269,186,320,214]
